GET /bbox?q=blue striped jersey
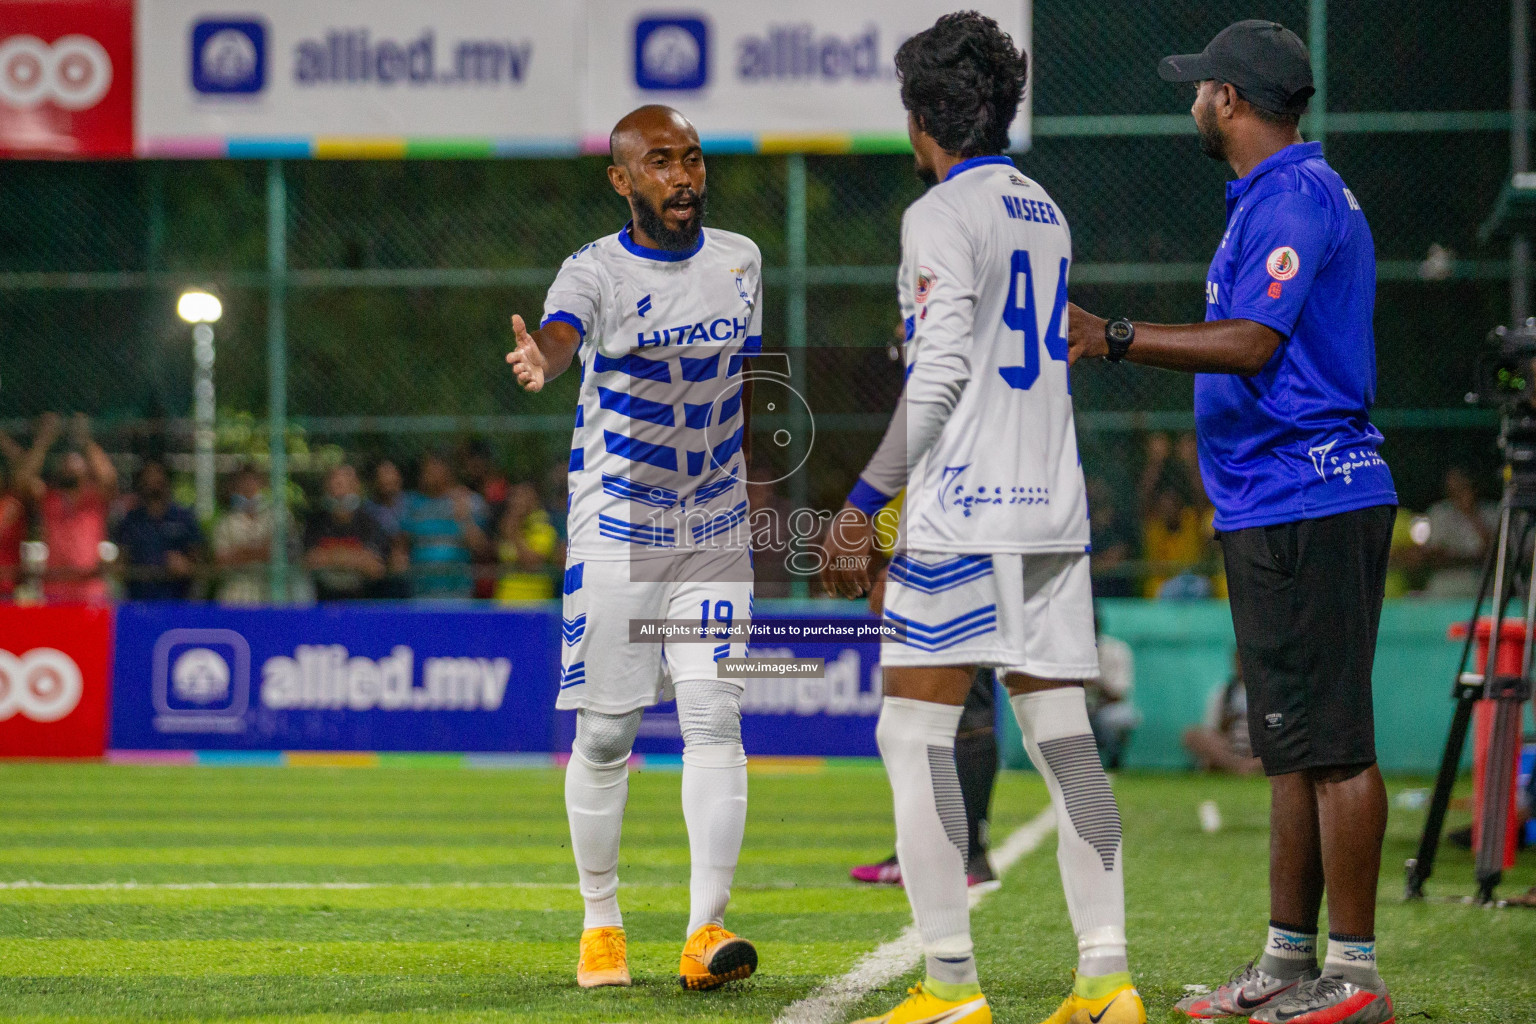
[542,223,762,559]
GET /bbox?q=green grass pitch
[0,762,1531,1023]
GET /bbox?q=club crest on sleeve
[916,266,936,303]
[1266,246,1300,281]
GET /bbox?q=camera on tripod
[1407,319,1536,903]
[1473,321,1536,499]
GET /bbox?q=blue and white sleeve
[541,251,603,340]
[848,203,975,513]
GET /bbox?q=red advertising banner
[0,0,133,157]
[0,605,113,757]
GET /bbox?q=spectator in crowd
[541,460,570,540]
[1086,475,1137,598]
[1421,466,1497,598]
[367,458,412,599]
[458,440,509,599]
[459,438,510,508]
[0,438,29,600]
[400,451,490,599]
[1137,432,1212,598]
[1182,653,1262,776]
[1173,430,1209,509]
[1087,612,1140,769]
[1142,480,1209,599]
[369,458,408,535]
[304,464,389,601]
[10,414,115,604]
[113,457,202,601]
[494,482,562,602]
[213,464,296,605]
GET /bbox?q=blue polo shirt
[1198,140,1397,531]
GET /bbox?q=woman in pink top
[10,414,116,604]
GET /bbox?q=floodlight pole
[266,159,290,603]
[192,323,216,522]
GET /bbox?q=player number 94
[998,250,1070,391]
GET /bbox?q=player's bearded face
[633,185,707,251]
[1195,105,1226,161]
[1194,85,1226,161]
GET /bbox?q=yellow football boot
[852,981,992,1023]
[1037,976,1145,1024]
[678,923,758,990]
[575,926,631,988]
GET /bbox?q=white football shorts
[557,548,753,713]
[880,550,1097,680]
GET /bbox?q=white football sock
[676,678,748,937]
[876,696,977,988]
[1012,687,1129,978]
[566,708,641,930]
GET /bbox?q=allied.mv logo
[634,16,708,91]
[153,628,251,733]
[191,19,266,95]
[171,647,231,704]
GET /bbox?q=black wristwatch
[1104,317,1135,362]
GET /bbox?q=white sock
[566,709,640,930]
[876,696,977,988]
[1323,932,1379,985]
[1012,687,1129,978]
[1258,921,1319,978]
[676,679,748,937]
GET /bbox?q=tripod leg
[1476,696,1522,901]
[1406,695,1478,898]
[1474,509,1536,902]
[1406,498,1507,899]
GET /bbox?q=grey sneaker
[1249,973,1394,1024]
[1175,960,1319,1019]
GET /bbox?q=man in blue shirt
[114,457,202,601]
[1069,21,1396,1024]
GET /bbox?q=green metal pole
[266,159,290,603]
[1308,0,1327,151]
[1513,0,1530,324]
[785,153,809,599]
[145,164,166,412]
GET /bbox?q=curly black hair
[895,11,1028,157]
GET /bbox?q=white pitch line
[773,806,1056,1024]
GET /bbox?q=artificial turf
[0,762,1530,1023]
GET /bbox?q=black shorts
[1219,504,1395,776]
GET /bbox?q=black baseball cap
[1158,20,1315,115]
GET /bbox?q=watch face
[1108,320,1133,343]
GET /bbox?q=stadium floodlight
[177,290,222,521]
[177,289,223,324]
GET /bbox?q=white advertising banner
[583,0,1031,152]
[135,0,582,157]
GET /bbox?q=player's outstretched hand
[1066,302,1108,365]
[506,314,548,392]
[818,504,874,599]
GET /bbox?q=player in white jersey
[507,105,760,993]
[821,16,1144,1024]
